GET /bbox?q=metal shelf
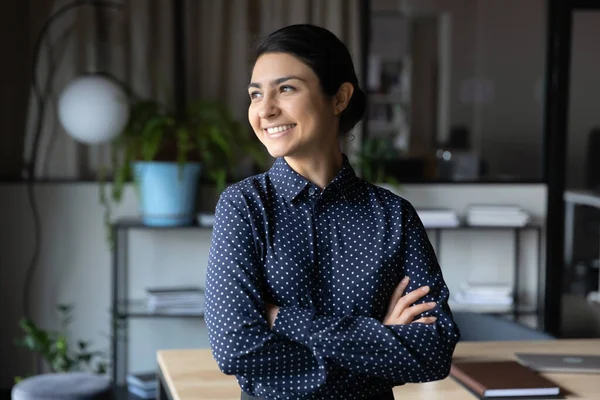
[424,223,543,230]
[115,300,204,319]
[113,218,212,230]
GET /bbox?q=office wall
[0,182,546,386]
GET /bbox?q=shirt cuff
[272,305,314,347]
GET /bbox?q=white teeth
[266,124,295,134]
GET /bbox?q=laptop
[515,353,600,373]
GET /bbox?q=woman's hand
[383,277,438,326]
[265,302,280,329]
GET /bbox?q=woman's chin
[265,145,291,159]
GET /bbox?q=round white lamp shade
[57,75,130,144]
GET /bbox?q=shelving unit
[427,224,543,321]
[111,218,209,397]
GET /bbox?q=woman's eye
[280,85,294,93]
[249,91,262,99]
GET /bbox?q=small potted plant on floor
[14,304,107,381]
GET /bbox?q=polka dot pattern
[205,155,461,399]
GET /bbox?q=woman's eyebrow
[248,75,305,89]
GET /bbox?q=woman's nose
[257,98,279,119]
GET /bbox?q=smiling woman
[204,24,461,400]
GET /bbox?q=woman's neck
[285,149,343,189]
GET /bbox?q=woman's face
[248,52,338,159]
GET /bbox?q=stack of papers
[452,282,513,312]
[416,209,460,227]
[466,205,530,227]
[146,286,205,315]
[126,371,156,399]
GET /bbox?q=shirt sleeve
[271,199,461,385]
[204,189,328,397]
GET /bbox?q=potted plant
[14,304,107,382]
[99,97,267,240]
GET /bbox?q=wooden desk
[157,339,600,400]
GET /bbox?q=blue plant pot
[132,161,202,226]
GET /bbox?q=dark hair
[253,24,366,136]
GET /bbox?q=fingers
[389,277,410,308]
[384,300,437,326]
[391,285,431,317]
[400,301,437,322]
[403,286,432,305]
[412,316,437,324]
[409,301,438,316]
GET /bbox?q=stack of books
[452,282,513,312]
[465,205,530,227]
[126,371,157,399]
[146,286,205,315]
[416,209,460,227]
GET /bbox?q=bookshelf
[110,218,210,397]
[427,223,543,320]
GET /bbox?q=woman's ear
[333,82,354,115]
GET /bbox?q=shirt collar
[267,154,360,203]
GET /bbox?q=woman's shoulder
[360,182,421,227]
[218,172,270,205]
[361,180,414,210]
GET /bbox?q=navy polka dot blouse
[205,155,460,399]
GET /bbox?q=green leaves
[139,116,173,161]
[16,318,52,355]
[14,304,108,382]
[176,126,193,164]
[353,137,401,188]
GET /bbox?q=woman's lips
[264,124,296,138]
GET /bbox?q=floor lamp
[23,0,129,323]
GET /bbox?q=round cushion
[12,372,113,400]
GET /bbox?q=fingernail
[431,317,437,321]
[429,302,437,307]
[421,286,430,292]
[402,277,409,283]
